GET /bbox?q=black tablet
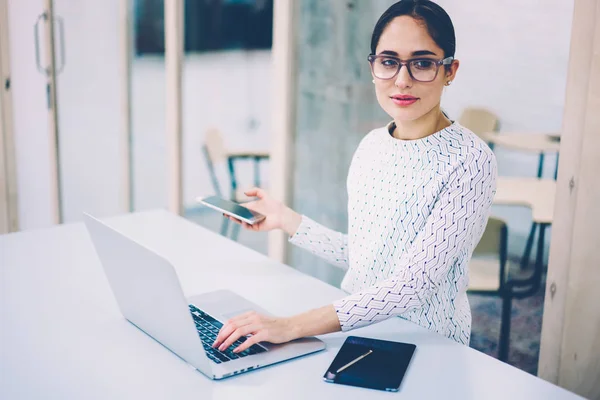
[323,336,416,392]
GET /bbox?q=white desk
[494,177,555,271]
[0,210,581,399]
[481,132,561,154]
[495,177,556,224]
[481,132,561,179]
[494,176,556,271]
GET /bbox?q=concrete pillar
[288,0,395,285]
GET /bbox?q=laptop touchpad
[221,308,256,320]
[188,289,271,322]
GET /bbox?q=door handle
[33,13,66,76]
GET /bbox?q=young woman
[212,0,497,354]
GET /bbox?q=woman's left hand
[212,311,296,353]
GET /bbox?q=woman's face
[372,16,459,123]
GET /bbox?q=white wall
[181,50,272,207]
[53,0,123,224]
[131,51,272,212]
[440,0,572,133]
[438,0,574,257]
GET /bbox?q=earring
[372,79,375,83]
[446,80,452,86]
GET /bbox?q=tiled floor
[468,260,546,376]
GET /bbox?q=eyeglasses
[368,54,454,82]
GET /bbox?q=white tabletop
[494,177,556,224]
[482,132,561,153]
[0,210,580,399]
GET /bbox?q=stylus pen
[336,349,373,373]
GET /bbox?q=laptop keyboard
[188,304,267,364]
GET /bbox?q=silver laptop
[83,213,325,380]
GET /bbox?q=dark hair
[370,0,456,61]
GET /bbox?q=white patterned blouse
[289,121,497,345]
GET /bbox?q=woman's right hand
[225,187,302,237]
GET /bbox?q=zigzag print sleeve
[333,154,497,330]
[288,215,349,270]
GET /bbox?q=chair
[468,217,512,361]
[202,128,269,240]
[458,107,499,146]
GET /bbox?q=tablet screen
[323,336,416,392]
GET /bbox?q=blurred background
[1,0,574,378]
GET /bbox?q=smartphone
[197,195,266,225]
